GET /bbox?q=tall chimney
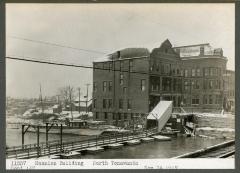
[117,51,121,59]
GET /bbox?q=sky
[6,3,235,99]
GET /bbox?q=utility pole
[78,87,81,113]
[85,84,90,113]
[69,86,73,121]
[57,95,61,113]
[57,95,60,105]
[39,84,44,122]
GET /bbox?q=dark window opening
[119,99,123,109]
[104,112,108,120]
[109,81,112,91]
[127,99,132,109]
[103,81,107,92]
[103,99,107,108]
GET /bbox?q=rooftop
[173,43,224,58]
[93,48,150,62]
[173,43,210,49]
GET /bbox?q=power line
[6,56,149,75]
[6,56,205,79]
[8,35,107,55]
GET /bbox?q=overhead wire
[7,35,107,55]
[6,55,204,79]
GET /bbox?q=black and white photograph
[5,3,235,169]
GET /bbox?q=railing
[6,127,158,159]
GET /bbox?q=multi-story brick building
[223,70,235,112]
[92,39,234,127]
[173,42,227,112]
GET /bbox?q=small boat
[99,128,131,136]
[160,128,180,136]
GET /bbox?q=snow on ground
[194,112,235,139]
[196,112,235,118]
[60,111,93,119]
[196,127,235,132]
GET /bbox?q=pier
[6,127,160,159]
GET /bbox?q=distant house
[65,98,92,112]
[52,104,62,114]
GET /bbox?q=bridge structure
[6,127,158,159]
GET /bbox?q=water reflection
[81,136,225,159]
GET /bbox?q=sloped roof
[73,100,92,107]
[150,39,180,60]
[94,48,150,62]
[147,101,173,120]
[173,43,209,49]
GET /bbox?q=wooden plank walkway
[6,128,158,159]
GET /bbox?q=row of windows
[95,78,222,95]
[203,67,221,77]
[93,99,132,109]
[184,80,200,90]
[93,79,146,92]
[184,68,220,77]
[203,80,221,90]
[95,112,144,120]
[150,78,221,92]
[120,74,146,91]
[228,90,235,97]
[94,60,134,72]
[95,79,222,94]
[95,60,223,78]
[203,95,222,104]
[184,80,221,90]
[150,63,222,78]
[119,99,132,109]
[182,95,222,105]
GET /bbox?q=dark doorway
[146,119,158,130]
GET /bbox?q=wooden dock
[86,147,104,154]
[126,139,141,146]
[60,151,82,159]
[141,137,154,143]
[152,135,171,141]
[6,128,158,159]
[107,143,124,149]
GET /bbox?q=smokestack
[117,51,121,59]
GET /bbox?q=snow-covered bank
[194,113,235,139]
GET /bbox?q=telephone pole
[85,84,90,113]
[78,87,81,113]
[69,85,73,121]
[57,95,60,105]
[39,84,44,122]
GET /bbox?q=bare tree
[58,86,76,108]
[58,86,70,106]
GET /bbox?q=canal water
[80,136,226,159]
[6,128,84,147]
[6,128,226,158]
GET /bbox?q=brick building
[92,39,234,127]
[223,70,235,112]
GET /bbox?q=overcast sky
[6,3,235,99]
